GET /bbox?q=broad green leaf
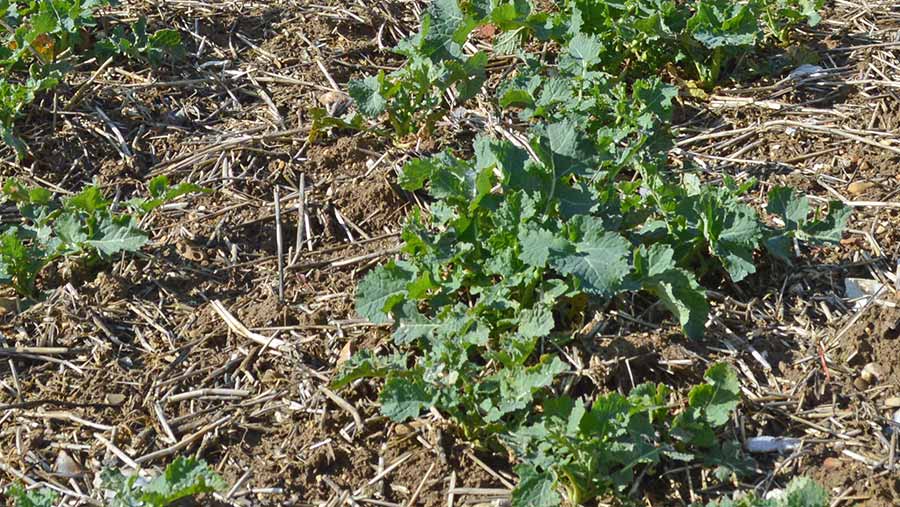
[797,0,823,27]
[701,476,827,507]
[705,440,756,481]
[537,77,574,108]
[764,233,793,263]
[713,242,756,283]
[101,467,143,507]
[380,376,432,421]
[392,302,439,345]
[355,261,416,324]
[448,51,488,101]
[149,29,182,49]
[800,202,850,244]
[86,216,148,256]
[148,174,171,199]
[65,185,109,214]
[2,178,29,202]
[519,304,554,338]
[54,212,88,249]
[0,227,46,297]
[511,463,560,507]
[549,224,630,296]
[518,225,558,268]
[493,26,525,54]
[348,75,387,118]
[332,350,407,389]
[560,33,602,75]
[692,363,740,427]
[642,265,708,339]
[767,186,808,229]
[140,175,207,212]
[399,157,437,191]
[139,457,227,505]
[485,356,567,421]
[29,12,57,38]
[404,0,477,60]
[689,1,759,49]
[782,476,829,507]
[6,483,58,507]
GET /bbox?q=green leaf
[307,107,367,143]
[139,457,227,506]
[348,74,387,118]
[399,156,438,191]
[518,225,560,268]
[148,29,181,49]
[148,175,170,199]
[331,350,407,389]
[689,1,759,49]
[800,202,850,244]
[765,186,849,258]
[511,463,561,507]
[637,246,709,339]
[54,212,88,250]
[447,51,488,101]
[0,227,46,297]
[86,216,148,256]
[549,220,631,296]
[392,302,440,345]
[6,483,58,507]
[29,12,57,38]
[418,0,475,59]
[101,467,142,507]
[796,0,824,27]
[560,33,602,75]
[764,233,793,263]
[701,476,828,507]
[714,206,762,282]
[355,261,416,324]
[485,356,567,421]
[140,175,207,213]
[519,304,554,338]
[767,186,808,230]
[781,476,829,507]
[692,363,740,427]
[65,185,109,214]
[2,178,29,202]
[1,125,27,158]
[704,440,756,481]
[493,26,525,54]
[380,376,432,421]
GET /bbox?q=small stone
[884,396,900,408]
[317,91,351,116]
[853,377,869,391]
[105,393,126,406]
[54,450,82,478]
[823,457,842,470]
[0,297,18,316]
[317,90,346,106]
[476,24,497,40]
[848,181,875,196]
[861,362,883,384]
[337,341,354,366]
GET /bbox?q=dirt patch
[838,304,900,385]
[333,175,405,234]
[806,450,900,506]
